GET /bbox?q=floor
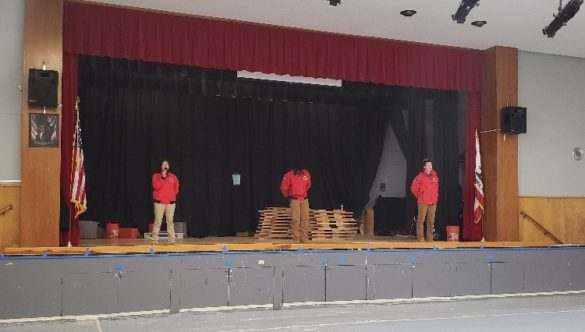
[2,293,584,331]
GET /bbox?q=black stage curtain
[77,56,389,237]
[346,83,460,239]
[389,89,459,239]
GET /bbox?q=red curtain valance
[63,1,481,92]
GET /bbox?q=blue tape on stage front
[225,259,234,268]
[115,263,124,271]
[487,255,494,263]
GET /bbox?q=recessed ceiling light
[471,20,487,27]
[400,9,417,17]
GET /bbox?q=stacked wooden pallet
[310,209,358,240]
[255,207,357,240]
[255,207,294,239]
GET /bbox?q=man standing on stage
[152,160,180,245]
[280,166,312,243]
[410,159,439,242]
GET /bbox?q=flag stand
[67,203,73,247]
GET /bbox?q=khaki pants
[290,198,310,243]
[153,202,176,243]
[416,204,437,241]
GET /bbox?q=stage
[0,235,562,256]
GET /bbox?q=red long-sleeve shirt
[152,172,180,204]
[410,170,439,204]
[280,169,311,200]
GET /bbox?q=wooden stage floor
[1,235,570,256]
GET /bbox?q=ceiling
[86,0,585,59]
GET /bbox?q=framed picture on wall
[29,113,59,148]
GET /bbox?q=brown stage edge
[1,238,568,256]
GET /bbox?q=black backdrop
[76,56,460,238]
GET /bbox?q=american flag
[474,129,484,224]
[70,97,87,217]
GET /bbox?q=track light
[471,20,487,27]
[543,0,583,38]
[328,0,341,6]
[451,0,480,24]
[400,9,417,17]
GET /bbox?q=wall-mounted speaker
[28,69,58,107]
[501,106,527,134]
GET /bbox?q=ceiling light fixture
[471,20,487,27]
[400,9,417,17]
[328,0,341,6]
[543,0,583,38]
[452,0,480,24]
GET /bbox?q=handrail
[0,204,13,216]
[520,210,563,244]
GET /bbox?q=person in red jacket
[151,160,180,245]
[280,166,312,243]
[410,159,439,242]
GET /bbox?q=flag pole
[67,203,73,247]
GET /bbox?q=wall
[518,51,585,196]
[517,52,585,243]
[0,1,24,181]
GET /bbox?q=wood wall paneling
[481,47,519,241]
[0,185,21,250]
[520,197,585,244]
[20,0,63,247]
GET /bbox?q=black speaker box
[28,69,58,107]
[501,106,527,134]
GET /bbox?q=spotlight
[543,0,583,38]
[328,0,341,6]
[451,0,480,24]
[400,9,417,17]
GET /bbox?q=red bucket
[446,226,460,242]
[106,223,119,239]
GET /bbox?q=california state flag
[474,129,484,224]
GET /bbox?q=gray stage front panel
[0,260,62,319]
[451,262,491,296]
[229,266,274,306]
[412,263,451,298]
[371,264,412,300]
[491,262,525,294]
[524,253,573,292]
[118,270,172,312]
[326,265,366,301]
[179,268,228,308]
[282,266,325,303]
[61,257,175,316]
[62,272,120,315]
[567,253,585,290]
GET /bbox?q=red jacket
[410,170,439,204]
[280,169,311,200]
[152,172,180,204]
